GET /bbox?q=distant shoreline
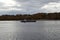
[0,12,60,20]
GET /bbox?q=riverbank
[0,12,60,20]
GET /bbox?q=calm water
[0,21,60,40]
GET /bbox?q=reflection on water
[0,21,60,40]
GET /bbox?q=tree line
[0,12,60,20]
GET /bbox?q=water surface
[0,21,60,40]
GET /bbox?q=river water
[0,21,60,40]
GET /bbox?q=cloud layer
[41,2,60,13]
[0,0,60,15]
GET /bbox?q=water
[0,21,60,40]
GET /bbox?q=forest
[0,12,60,20]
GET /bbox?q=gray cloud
[0,2,4,6]
[15,0,60,4]
[13,0,60,14]
[0,0,60,15]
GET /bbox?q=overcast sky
[0,0,60,15]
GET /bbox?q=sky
[0,0,60,15]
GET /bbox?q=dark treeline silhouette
[0,12,60,20]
